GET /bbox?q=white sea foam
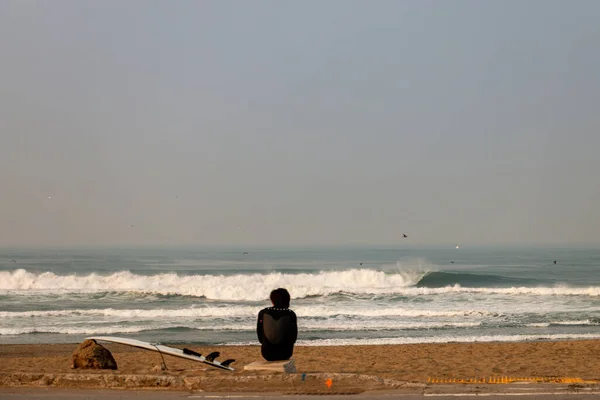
[0,325,157,336]
[193,321,481,332]
[0,321,482,336]
[526,320,599,327]
[551,320,598,325]
[0,268,426,300]
[2,269,600,299]
[228,333,600,346]
[0,306,497,319]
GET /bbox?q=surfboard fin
[183,348,201,357]
[220,359,235,367]
[205,351,220,362]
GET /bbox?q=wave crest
[0,268,426,301]
[2,268,600,300]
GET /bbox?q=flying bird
[403,234,408,238]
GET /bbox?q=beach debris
[244,359,296,373]
[554,260,557,264]
[325,378,333,388]
[403,234,408,238]
[152,364,167,372]
[72,339,117,370]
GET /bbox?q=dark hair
[270,288,291,308]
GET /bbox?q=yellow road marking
[428,376,598,384]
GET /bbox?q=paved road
[2,385,600,400]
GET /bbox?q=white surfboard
[86,336,234,371]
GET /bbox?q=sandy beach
[2,340,600,392]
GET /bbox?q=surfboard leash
[151,343,168,371]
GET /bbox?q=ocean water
[1,246,599,346]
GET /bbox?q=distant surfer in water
[257,288,297,361]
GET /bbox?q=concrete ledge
[244,359,296,373]
[0,372,422,393]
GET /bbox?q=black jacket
[257,307,297,360]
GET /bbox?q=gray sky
[1,0,599,247]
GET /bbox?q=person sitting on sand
[257,288,298,361]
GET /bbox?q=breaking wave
[2,268,600,300]
[0,268,426,300]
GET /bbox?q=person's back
[257,288,297,361]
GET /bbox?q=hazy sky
[1,1,599,247]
